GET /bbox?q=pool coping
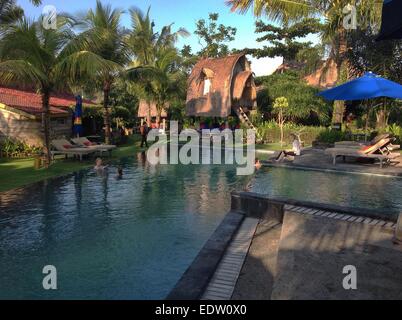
[168,192,400,300]
[263,161,402,178]
[166,211,245,300]
[231,191,399,223]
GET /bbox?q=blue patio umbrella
[73,95,83,137]
[318,72,402,101]
[377,0,402,41]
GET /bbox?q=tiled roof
[0,87,93,116]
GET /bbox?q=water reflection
[0,160,401,299]
[0,155,250,299]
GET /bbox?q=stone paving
[265,148,402,177]
[206,203,402,300]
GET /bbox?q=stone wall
[0,109,72,147]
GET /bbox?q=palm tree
[126,6,189,125]
[76,0,129,144]
[0,0,41,28]
[227,0,382,123]
[0,16,114,165]
[127,47,186,126]
[127,6,189,66]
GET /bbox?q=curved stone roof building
[186,53,257,118]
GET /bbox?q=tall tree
[346,26,402,129]
[126,6,189,125]
[127,47,186,126]
[0,16,112,165]
[244,18,321,63]
[0,0,41,29]
[127,6,189,64]
[77,0,129,144]
[227,0,382,124]
[195,13,237,58]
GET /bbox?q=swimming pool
[0,155,401,299]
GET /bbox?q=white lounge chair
[51,139,96,161]
[71,137,116,156]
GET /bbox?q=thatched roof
[186,53,256,118]
[138,100,168,118]
[233,71,255,100]
[304,59,338,88]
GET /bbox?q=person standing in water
[140,122,149,148]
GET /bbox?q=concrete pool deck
[232,206,401,300]
[169,192,402,300]
[261,148,402,177]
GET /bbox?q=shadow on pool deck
[232,211,402,300]
[265,148,402,177]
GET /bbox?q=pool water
[0,156,401,299]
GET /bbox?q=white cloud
[248,56,283,77]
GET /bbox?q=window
[203,78,211,95]
[201,68,215,96]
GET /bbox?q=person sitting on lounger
[276,134,301,162]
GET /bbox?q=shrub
[386,124,402,144]
[0,137,41,158]
[256,121,325,145]
[316,129,348,144]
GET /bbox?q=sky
[18,0,287,75]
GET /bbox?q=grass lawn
[255,143,292,151]
[0,135,143,193]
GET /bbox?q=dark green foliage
[194,13,237,58]
[0,137,42,158]
[243,19,322,61]
[347,27,402,83]
[316,129,348,144]
[256,71,332,125]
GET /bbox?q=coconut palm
[76,0,129,144]
[127,47,186,125]
[227,0,382,123]
[0,0,41,28]
[126,6,189,125]
[0,16,115,165]
[126,6,190,66]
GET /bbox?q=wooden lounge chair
[325,138,400,168]
[51,139,96,161]
[335,133,394,148]
[335,134,400,152]
[71,137,116,156]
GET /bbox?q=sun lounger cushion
[359,138,390,154]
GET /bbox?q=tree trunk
[376,106,389,130]
[156,105,162,128]
[279,111,284,147]
[41,90,52,167]
[332,29,349,125]
[147,103,151,127]
[103,84,112,145]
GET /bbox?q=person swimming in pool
[116,166,123,179]
[255,158,262,170]
[94,158,108,171]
